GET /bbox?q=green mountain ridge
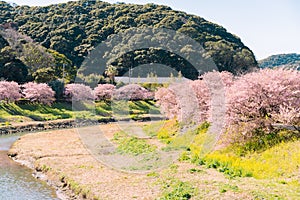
[0,0,258,82]
[259,53,300,70]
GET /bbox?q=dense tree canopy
[0,0,258,81]
[0,34,28,83]
[0,27,74,83]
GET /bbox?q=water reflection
[0,135,58,200]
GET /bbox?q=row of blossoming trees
[0,82,154,105]
[1,68,299,141]
[155,68,300,143]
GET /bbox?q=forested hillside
[0,33,28,82]
[0,25,75,83]
[259,53,300,70]
[0,0,258,82]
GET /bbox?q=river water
[0,134,58,200]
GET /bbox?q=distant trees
[47,49,76,83]
[1,0,258,79]
[21,43,52,70]
[259,53,300,69]
[0,49,28,83]
[104,65,118,83]
[20,41,75,83]
[0,29,76,83]
[48,79,65,100]
[0,36,28,83]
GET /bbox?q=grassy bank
[0,100,160,125]
[143,120,300,177]
[142,120,300,198]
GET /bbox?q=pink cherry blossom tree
[155,71,234,123]
[155,86,179,119]
[94,84,116,101]
[226,68,300,142]
[113,84,154,101]
[22,82,55,105]
[64,83,94,101]
[0,81,21,102]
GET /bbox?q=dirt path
[8,123,300,200]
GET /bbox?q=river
[0,134,58,200]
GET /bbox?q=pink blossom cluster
[155,87,179,119]
[155,71,233,123]
[226,68,300,139]
[64,83,94,101]
[22,82,55,105]
[155,69,300,140]
[113,84,154,101]
[94,84,116,101]
[0,81,21,102]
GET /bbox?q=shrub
[113,84,153,100]
[0,81,21,102]
[22,82,55,105]
[94,84,115,101]
[161,180,195,200]
[48,79,65,100]
[141,82,163,92]
[64,83,94,101]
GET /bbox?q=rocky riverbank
[0,119,113,135]
[0,115,164,135]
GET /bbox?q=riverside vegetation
[0,0,299,199]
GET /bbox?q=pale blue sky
[11,0,300,60]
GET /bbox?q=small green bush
[114,131,156,155]
[160,180,195,200]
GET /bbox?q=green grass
[143,120,300,180]
[113,131,157,155]
[0,100,160,124]
[142,119,196,152]
[111,100,160,119]
[218,183,239,193]
[142,120,166,137]
[0,103,74,122]
[195,131,300,179]
[143,119,179,141]
[232,129,300,156]
[160,179,196,200]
